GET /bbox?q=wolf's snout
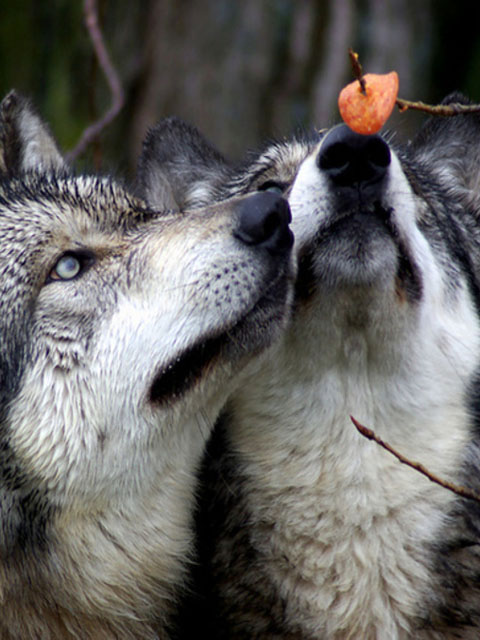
[234,192,293,255]
[318,124,391,188]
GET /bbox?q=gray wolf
[138,99,480,639]
[0,91,294,639]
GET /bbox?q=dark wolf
[138,97,480,639]
[0,91,294,639]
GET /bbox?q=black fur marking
[396,241,424,302]
[0,326,54,555]
[0,91,24,177]
[174,413,291,639]
[294,249,317,304]
[378,203,424,302]
[469,371,480,441]
[403,156,480,314]
[0,443,53,557]
[149,333,226,405]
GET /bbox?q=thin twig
[396,98,480,117]
[66,0,124,162]
[351,416,480,503]
[347,48,480,119]
[348,48,367,95]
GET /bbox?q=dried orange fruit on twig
[338,70,399,135]
[339,48,480,134]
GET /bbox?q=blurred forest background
[1,0,480,178]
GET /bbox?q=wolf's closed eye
[257,180,288,195]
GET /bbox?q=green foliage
[0,1,89,152]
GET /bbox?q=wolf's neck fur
[226,287,477,638]
[0,414,211,640]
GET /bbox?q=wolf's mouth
[149,269,290,405]
[149,332,226,404]
[295,202,423,304]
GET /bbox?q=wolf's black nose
[318,124,390,187]
[234,192,293,255]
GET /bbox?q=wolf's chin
[296,205,423,304]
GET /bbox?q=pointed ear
[411,92,480,199]
[135,116,230,210]
[0,90,67,177]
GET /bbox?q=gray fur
[136,117,230,210]
[138,99,480,639]
[0,92,294,639]
[0,90,66,176]
[136,116,317,211]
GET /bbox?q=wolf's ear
[411,92,480,198]
[0,90,67,177]
[136,117,230,210]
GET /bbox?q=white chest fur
[228,287,478,638]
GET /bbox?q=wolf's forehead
[0,176,148,238]
[243,138,319,188]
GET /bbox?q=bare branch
[66,0,124,163]
[396,98,480,117]
[347,48,480,119]
[351,416,480,503]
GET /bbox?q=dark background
[1,0,479,177]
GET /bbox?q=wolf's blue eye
[257,180,287,195]
[48,252,94,283]
[51,255,81,280]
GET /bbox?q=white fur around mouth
[294,203,423,304]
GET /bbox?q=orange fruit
[338,71,399,135]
